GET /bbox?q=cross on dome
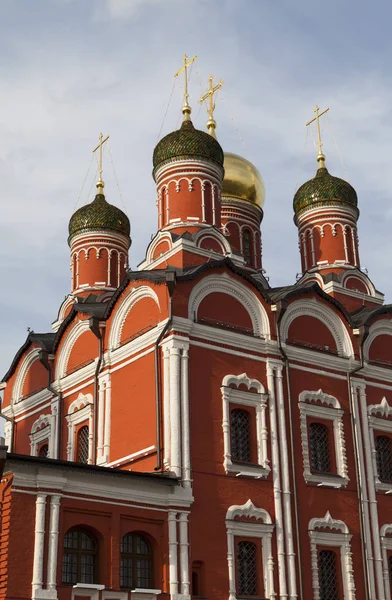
[92,132,110,193]
[174,53,197,122]
[199,74,223,139]
[306,105,329,167]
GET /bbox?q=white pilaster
[32,493,47,598]
[168,511,178,597]
[97,379,105,461]
[181,347,191,487]
[169,347,182,477]
[103,378,112,462]
[163,346,171,467]
[47,495,61,591]
[179,512,190,597]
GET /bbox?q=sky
[0,0,392,378]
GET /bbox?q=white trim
[47,495,61,591]
[364,321,392,363]
[280,298,354,358]
[56,319,91,380]
[109,285,160,350]
[30,415,51,457]
[308,512,355,600]
[225,500,275,600]
[380,524,392,599]
[32,493,47,599]
[188,272,270,339]
[66,393,93,463]
[299,390,349,487]
[221,373,269,477]
[367,400,392,492]
[12,347,41,404]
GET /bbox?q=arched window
[243,230,252,265]
[62,528,97,585]
[318,549,339,600]
[76,425,89,464]
[309,422,331,473]
[231,409,251,463]
[38,444,49,458]
[120,533,153,589]
[375,435,392,482]
[237,541,258,596]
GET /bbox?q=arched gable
[145,232,173,266]
[109,286,160,350]
[280,298,353,357]
[12,348,42,404]
[364,320,392,364]
[188,273,270,339]
[56,319,91,379]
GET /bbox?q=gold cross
[93,132,110,188]
[174,54,197,120]
[306,105,329,164]
[200,75,223,120]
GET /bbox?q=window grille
[375,435,392,482]
[77,425,89,464]
[62,528,97,585]
[231,409,251,463]
[237,540,258,596]
[120,533,153,589]
[309,422,331,473]
[243,230,252,265]
[38,444,49,458]
[318,549,339,600]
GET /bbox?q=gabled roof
[2,332,56,382]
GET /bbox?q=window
[231,409,252,463]
[299,391,349,488]
[38,444,49,458]
[76,426,89,464]
[309,423,331,473]
[375,435,392,482]
[318,550,339,600]
[30,414,51,458]
[243,230,252,265]
[237,541,258,596]
[120,533,153,589]
[192,561,204,597]
[66,394,93,463]
[62,528,97,585]
[221,374,270,478]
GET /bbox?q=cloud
[100,0,174,20]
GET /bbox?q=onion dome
[68,184,130,245]
[153,119,224,175]
[222,152,265,209]
[293,165,358,218]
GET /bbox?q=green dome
[68,193,130,245]
[153,120,224,175]
[294,166,358,217]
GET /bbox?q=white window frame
[309,512,355,600]
[226,500,275,600]
[299,390,349,488]
[368,398,392,492]
[30,415,52,457]
[221,373,270,478]
[66,393,93,463]
[380,524,392,599]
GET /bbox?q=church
[1,57,392,600]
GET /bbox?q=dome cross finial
[93,132,110,193]
[174,54,197,122]
[199,74,223,139]
[306,105,329,167]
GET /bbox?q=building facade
[1,95,392,600]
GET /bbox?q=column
[97,379,105,462]
[103,378,112,462]
[181,347,191,487]
[32,493,47,598]
[163,346,171,467]
[179,512,190,596]
[227,524,236,600]
[168,511,178,596]
[47,495,61,590]
[170,347,182,477]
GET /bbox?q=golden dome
[222,152,265,209]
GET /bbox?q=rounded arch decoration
[12,348,42,404]
[364,320,392,363]
[280,299,353,357]
[56,319,91,380]
[188,273,270,339]
[109,285,160,350]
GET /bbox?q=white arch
[226,499,272,524]
[109,285,160,349]
[222,372,265,394]
[309,511,349,534]
[56,319,91,380]
[364,320,392,362]
[12,347,41,404]
[145,231,173,265]
[299,389,341,409]
[68,392,93,414]
[188,272,270,339]
[195,228,231,254]
[31,414,51,434]
[280,298,353,357]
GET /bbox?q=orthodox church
[1,59,392,600]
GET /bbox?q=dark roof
[5,453,178,485]
[2,332,56,382]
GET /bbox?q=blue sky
[1,0,392,378]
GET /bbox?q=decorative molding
[225,501,275,600]
[308,513,354,600]
[30,415,51,458]
[364,320,392,362]
[56,319,91,380]
[66,393,93,463]
[299,390,349,487]
[280,298,354,358]
[12,348,41,404]
[380,524,392,600]
[367,406,392,492]
[108,285,160,350]
[221,374,269,477]
[188,272,270,339]
[368,397,392,418]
